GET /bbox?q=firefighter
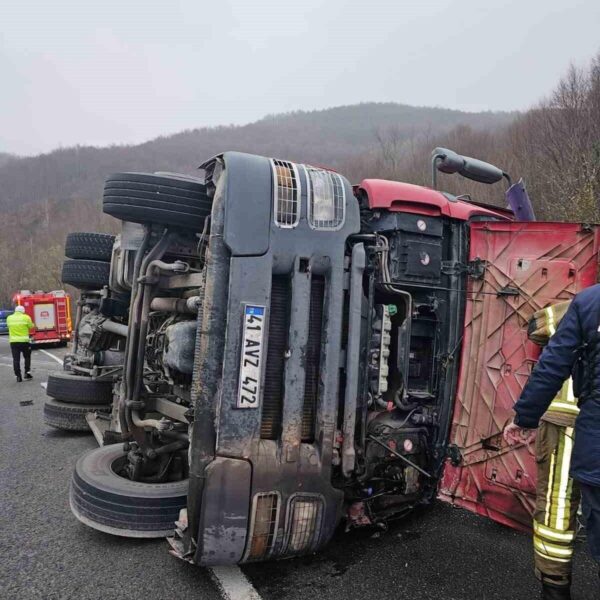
[504,301,579,597]
[504,290,600,599]
[6,305,34,383]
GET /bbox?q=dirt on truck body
[57,149,599,565]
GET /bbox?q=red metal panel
[357,179,511,221]
[439,222,600,530]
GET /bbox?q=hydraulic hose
[118,226,151,435]
[101,319,128,337]
[147,439,189,458]
[150,296,200,314]
[72,301,83,355]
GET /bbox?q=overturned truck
[68,150,600,565]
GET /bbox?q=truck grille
[272,159,300,228]
[260,276,290,439]
[301,276,325,441]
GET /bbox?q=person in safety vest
[505,301,579,598]
[504,289,600,600]
[6,305,34,383]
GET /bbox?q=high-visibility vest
[6,312,34,343]
[528,302,579,418]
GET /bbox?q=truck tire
[102,172,211,231]
[61,259,110,290]
[43,399,110,432]
[65,232,116,262]
[70,445,188,538]
[46,372,113,405]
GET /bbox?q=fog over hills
[0,102,514,211]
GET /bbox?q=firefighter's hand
[503,421,536,446]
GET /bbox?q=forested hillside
[0,103,513,211]
[0,103,512,303]
[0,50,598,304]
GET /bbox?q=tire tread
[65,232,115,261]
[61,259,110,290]
[46,372,113,404]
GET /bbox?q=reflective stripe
[542,426,575,531]
[547,402,580,415]
[544,451,556,527]
[533,521,575,543]
[534,549,572,564]
[567,378,574,401]
[547,378,579,416]
[554,427,574,531]
[533,538,574,558]
[546,307,556,336]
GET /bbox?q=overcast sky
[1,0,599,156]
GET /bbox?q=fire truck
[13,290,72,345]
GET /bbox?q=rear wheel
[70,445,188,538]
[102,172,211,231]
[46,372,113,405]
[61,259,111,290]
[43,399,110,432]
[64,232,116,261]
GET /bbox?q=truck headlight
[284,494,323,555]
[307,167,345,230]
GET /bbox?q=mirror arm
[502,172,512,187]
[431,153,444,190]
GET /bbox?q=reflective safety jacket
[6,311,34,343]
[528,301,571,346]
[527,302,578,426]
[514,284,600,486]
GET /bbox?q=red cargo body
[13,290,72,345]
[439,222,600,529]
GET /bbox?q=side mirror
[432,147,508,188]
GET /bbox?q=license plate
[237,305,266,408]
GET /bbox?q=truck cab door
[438,222,599,530]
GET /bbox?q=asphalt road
[0,334,598,600]
[0,336,219,600]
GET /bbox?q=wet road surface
[0,335,597,599]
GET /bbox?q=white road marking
[209,566,263,600]
[39,349,63,365]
